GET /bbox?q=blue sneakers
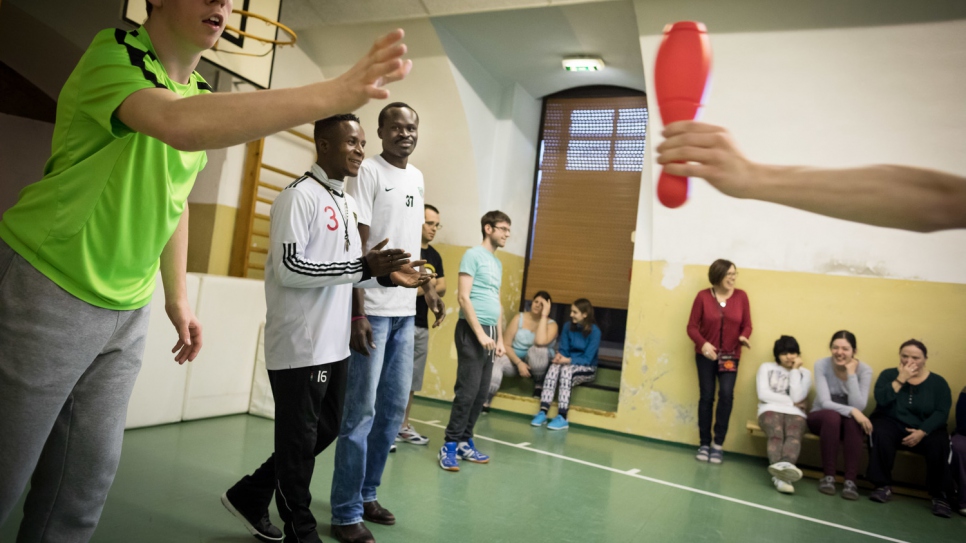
[531,411,548,426]
[457,439,490,463]
[547,415,569,430]
[438,442,459,471]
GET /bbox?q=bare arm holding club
[656,121,966,232]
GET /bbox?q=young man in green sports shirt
[0,1,412,541]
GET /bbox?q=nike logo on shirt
[384,187,395,192]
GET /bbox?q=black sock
[540,404,549,413]
[558,409,568,419]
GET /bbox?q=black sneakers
[869,486,892,503]
[931,499,953,519]
[221,492,283,542]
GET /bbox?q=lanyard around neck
[309,173,350,252]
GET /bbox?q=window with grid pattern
[523,93,647,310]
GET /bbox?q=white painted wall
[490,83,542,257]
[297,18,483,249]
[435,23,541,256]
[634,17,966,284]
[187,43,326,208]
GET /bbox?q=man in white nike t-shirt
[331,103,444,542]
[222,114,427,543]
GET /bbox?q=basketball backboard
[122,0,283,89]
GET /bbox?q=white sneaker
[773,477,795,494]
[397,424,430,446]
[768,462,803,483]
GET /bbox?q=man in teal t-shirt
[0,1,415,540]
[439,210,511,471]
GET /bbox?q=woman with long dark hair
[530,299,600,431]
[687,259,752,464]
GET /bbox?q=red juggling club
[654,21,712,208]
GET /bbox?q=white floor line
[516,442,531,447]
[625,468,641,475]
[409,418,909,543]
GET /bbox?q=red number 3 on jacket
[324,206,339,231]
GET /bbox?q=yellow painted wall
[417,243,525,401]
[425,258,966,456]
[186,203,237,276]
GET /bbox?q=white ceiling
[286,0,646,98]
[279,0,618,29]
[431,1,646,97]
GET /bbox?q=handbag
[714,290,738,373]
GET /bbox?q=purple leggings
[807,409,864,481]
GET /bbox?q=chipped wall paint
[661,262,684,291]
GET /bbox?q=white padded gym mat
[248,323,275,420]
[181,274,267,420]
[125,273,200,429]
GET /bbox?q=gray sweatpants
[444,319,496,443]
[0,240,150,542]
[488,346,551,400]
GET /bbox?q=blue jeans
[330,316,414,525]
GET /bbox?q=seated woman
[867,339,953,518]
[807,330,873,500]
[487,291,559,405]
[530,299,600,431]
[952,385,966,517]
[756,336,812,494]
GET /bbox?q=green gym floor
[3,398,963,542]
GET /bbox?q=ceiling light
[562,56,604,72]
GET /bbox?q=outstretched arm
[656,121,966,232]
[117,30,412,151]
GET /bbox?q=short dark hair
[378,102,418,128]
[829,330,857,352]
[533,291,552,304]
[899,339,927,358]
[708,259,736,286]
[480,210,511,238]
[424,204,439,214]
[571,298,596,336]
[772,335,800,361]
[146,2,153,16]
[313,113,361,144]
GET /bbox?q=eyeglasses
[494,226,511,234]
[726,271,738,277]
[424,222,442,230]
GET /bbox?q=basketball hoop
[214,8,298,57]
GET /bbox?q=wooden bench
[746,421,929,499]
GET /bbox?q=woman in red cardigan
[687,259,752,464]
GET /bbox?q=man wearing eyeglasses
[395,204,446,447]
[439,211,511,471]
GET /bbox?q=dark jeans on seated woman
[696,353,737,447]
[807,409,864,481]
[952,434,966,509]
[867,415,951,499]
